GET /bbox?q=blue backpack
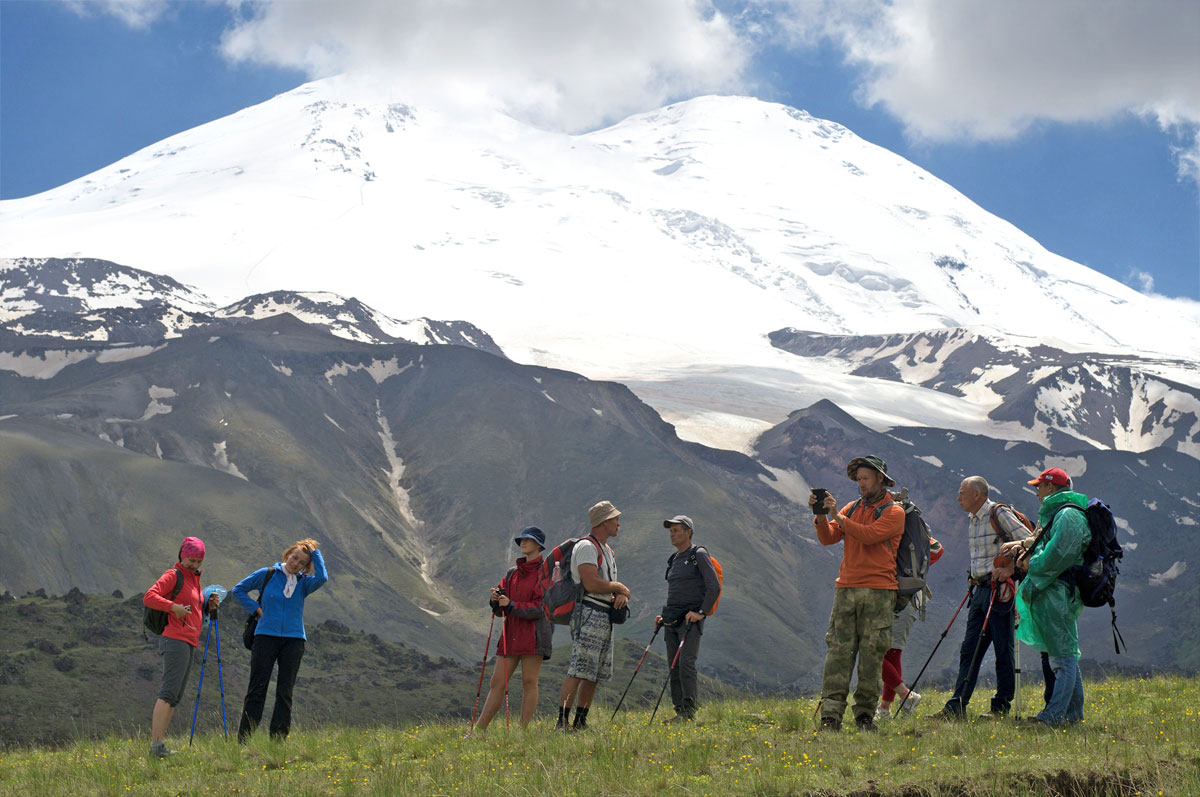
[1049,497,1126,653]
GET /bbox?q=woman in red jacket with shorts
[472,526,552,731]
[142,536,219,758]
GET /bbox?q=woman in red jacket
[143,536,219,758]
[473,526,552,731]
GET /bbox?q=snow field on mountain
[5,76,1200,455]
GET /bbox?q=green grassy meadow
[1,675,1195,796]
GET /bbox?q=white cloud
[62,0,170,29]
[767,0,1200,178]
[215,0,750,132]
[1126,268,1156,294]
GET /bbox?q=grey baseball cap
[662,515,694,531]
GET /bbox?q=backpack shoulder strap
[258,566,276,602]
[989,504,1013,542]
[169,567,185,600]
[873,499,896,521]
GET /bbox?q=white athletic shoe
[894,691,921,715]
[874,704,893,722]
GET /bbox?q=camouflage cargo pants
[819,587,896,722]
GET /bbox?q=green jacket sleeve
[1025,508,1090,592]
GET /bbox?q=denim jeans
[1036,655,1083,724]
[943,584,1015,715]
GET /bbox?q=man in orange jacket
[810,455,905,731]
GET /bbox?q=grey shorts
[157,636,195,706]
[567,605,613,682]
[890,601,920,650]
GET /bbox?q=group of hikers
[808,456,1099,732]
[142,453,1107,755]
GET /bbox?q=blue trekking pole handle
[189,619,212,746]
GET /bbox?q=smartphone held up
[811,488,829,516]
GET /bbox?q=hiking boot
[571,707,590,731]
[818,716,842,732]
[855,715,878,732]
[666,711,694,725]
[149,741,173,759]
[979,709,1008,720]
[929,707,965,722]
[894,691,921,715]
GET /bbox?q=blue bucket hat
[514,526,546,549]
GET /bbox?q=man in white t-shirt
[555,500,631,731]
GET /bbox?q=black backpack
[143,567,185,635]
[1049,497,1127,653]
[847,489,931,599]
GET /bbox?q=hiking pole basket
[649,621,693,725]
[896,585,972,713]
[610,623,663,722]
[468,613,497,731]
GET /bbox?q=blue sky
[2,0,1198,300]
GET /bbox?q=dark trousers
[238,634,305,742]
[943,584,1015,714]
[664,620,703,716]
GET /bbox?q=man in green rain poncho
[1001,467,1091,726]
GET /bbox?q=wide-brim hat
[846,455,896,487]
[662,515,694,531]
[513,525,546,549]
[588,500,621,528]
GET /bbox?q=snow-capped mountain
[0,257,501,353]
[3,77,1197,456]
[770,327,1200,459]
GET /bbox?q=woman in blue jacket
[232,538,328,742]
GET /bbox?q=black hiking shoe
[855,715,878,732]
[572,707,589,731]
[818,716,842,732]
[929,707,966,722]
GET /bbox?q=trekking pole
[963,584,999,695]
[1013,624,1021,717]
[896,586,972,713]
[189,617,213,745]
[502,613,510,730]
[649,622,693,726]
[212,609,228,738]
[610,623,663,722]
[468,613,497,731]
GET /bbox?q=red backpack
[540,534,604,625]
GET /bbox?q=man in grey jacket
[654,514,721,723]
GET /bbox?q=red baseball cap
[1027,467,1070,487]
